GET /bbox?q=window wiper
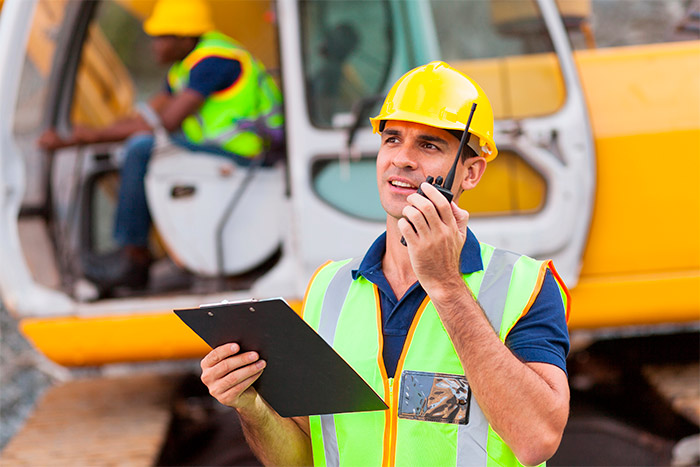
[344,94,385,156]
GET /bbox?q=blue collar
[352,228,483,281]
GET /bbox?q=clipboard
[174,298,388,417]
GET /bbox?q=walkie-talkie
[401,102,477,246]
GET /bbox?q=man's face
[150,35,194,65]
[376,120,465,220]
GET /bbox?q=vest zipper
[385,296,431,466]
[386,377,396,467]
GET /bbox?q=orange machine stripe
[504,262,549,339]
[19,300,304,367]
[19,312,209,366]
[300,260,331,320]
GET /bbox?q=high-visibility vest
[302,242,570,466]
[167,31,283,158]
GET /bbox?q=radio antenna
[443,102,477,191]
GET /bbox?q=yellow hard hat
[143,0,215,37]
[370,61,498,161]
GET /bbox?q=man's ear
[460,157,487,192]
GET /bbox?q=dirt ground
[1,298,697,465]
[0,302,52,451]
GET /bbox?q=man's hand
[38,128,71,151]
[398,182,469,295]
[201,343,313,466]
[200,343,267,409]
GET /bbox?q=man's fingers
[402,204,430,237]
[408,190,439,218]
[200,342,267,408]
[201,343,241,369]
[209,358,266,395]
[37,129,64,150]
[207,359,266,407]
[451,202,470,233]
[202,350,260,384]
[398,217,418,244]
[418,183,455,224]
[215,368,265,406]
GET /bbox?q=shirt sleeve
[186,56,242,97]
[505,269,570,374]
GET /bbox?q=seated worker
[39,0,284,292]
[199,62,571,466]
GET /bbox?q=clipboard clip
[198,298,260,308]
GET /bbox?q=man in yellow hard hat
[39,0,283,293]
[199,62,570,466]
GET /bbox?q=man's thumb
[451,202,469,232]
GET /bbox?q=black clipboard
[174,298,388,417]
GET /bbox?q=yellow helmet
[143,0,215,37]
[370,61,498,161]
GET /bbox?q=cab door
[449,0,596,287]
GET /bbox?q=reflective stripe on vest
[317,258,361,467]
[314,249,520,466]
[456,248,519,466]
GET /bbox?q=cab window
[430,0,557,216]
[307,0,558,220]
[567,0,696,50]
[431,0,566,120]
[300,0,393,128]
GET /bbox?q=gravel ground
[0,302,53,451]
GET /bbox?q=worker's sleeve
[187,56,242,97]
[505,269,570,374]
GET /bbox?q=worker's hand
[37,128,69,151]
[399,182,469,296]
[200,343,266,410]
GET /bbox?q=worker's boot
[82,245,152,295]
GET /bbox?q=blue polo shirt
[165,56,242,97]
[352,229,569,378]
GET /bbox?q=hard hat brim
[370,111,498,162]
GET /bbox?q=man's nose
[392,146,418,169]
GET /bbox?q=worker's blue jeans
[113,132,250,248]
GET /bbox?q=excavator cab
[4,0,697,366]
[9,0,289,300]
[0,0,597,364]
[2,1,699,463]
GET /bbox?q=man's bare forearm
[429,277,569,465]
[237,394,312,466]
[89,115,153,143]
[200,344,313,466]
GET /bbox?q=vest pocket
[398,370,471,425]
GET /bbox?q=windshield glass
[300,0,393,128]
[300,0,564,128]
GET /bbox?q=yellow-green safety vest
[302,242,570,466]
[167,31,283,158]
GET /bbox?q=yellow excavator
[0,0,697,464]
